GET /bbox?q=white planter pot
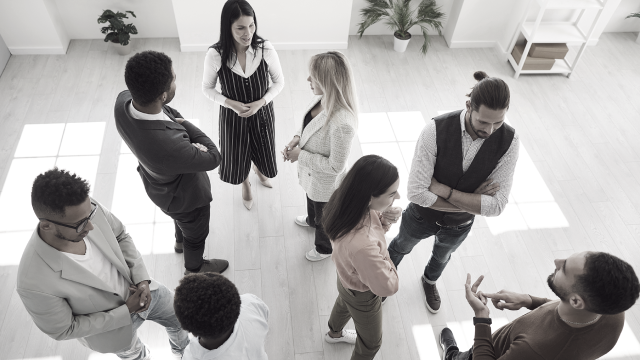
[393,36,411,53]
[115,43,131,56]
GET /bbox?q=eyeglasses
[40,202,98,233]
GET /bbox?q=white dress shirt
[407,110,520,217]
[202,41,284,107]
[129,102,171,121]
[181,294,270,360]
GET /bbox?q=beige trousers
[328,277,383,360]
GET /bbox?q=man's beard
[54,229,85,243]
[547,271,570,301]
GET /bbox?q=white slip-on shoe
[324,329,357,345]
[305,248,331,262]
[295,215,310,227]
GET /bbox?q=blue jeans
[80,282,190,360]
[388,203,473,281]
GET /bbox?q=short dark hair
[124,50,173,106]
[323,155,398,241]
[574,252,640,315]
[174,273,242,338]
[31,167,90,218]
[466,71,510,112]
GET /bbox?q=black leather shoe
[174,241,183,253]
[440,327,458,360]
[184,259,229,275]
[422,275,441,313]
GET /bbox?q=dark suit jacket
[114,90,221,213]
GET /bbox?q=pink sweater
[330,210,400,297]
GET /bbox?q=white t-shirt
[182,294,269,360]
[63,238,130,301]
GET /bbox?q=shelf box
[530,43,569,59]
[522,22,587,43]
[511,44,555,70]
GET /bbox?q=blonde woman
[283,51,358,261]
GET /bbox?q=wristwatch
[473,317,492,325]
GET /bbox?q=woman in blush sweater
[321,154,402,360]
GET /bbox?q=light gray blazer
[17,199,156,354]
[296,95,357,202]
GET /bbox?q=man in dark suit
[114,50,227,275]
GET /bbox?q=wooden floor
[1,33,640,360]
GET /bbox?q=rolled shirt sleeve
[407,121,439,208]
[480,134,519,217]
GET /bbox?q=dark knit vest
[415,110,515,226]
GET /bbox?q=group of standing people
[14,1,640,360]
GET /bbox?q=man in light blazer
[17,168,189,359]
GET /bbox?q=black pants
[306,195,331,255]
[445,346,472,360]
[163,204,210,271]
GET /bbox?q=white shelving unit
[506,0,607,78]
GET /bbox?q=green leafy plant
[98,10,138,46]
[626,12,640,19]
[357,0,445,54]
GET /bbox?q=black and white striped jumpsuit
[217,49,278,185]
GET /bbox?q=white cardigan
[296,95,357,202]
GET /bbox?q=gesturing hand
[474,179,500,196]
[482,290,532,311]
[288,147,301,163]
[464,274,490,318]
[239,99,266,118]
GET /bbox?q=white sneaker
[324,329,357,344]
[305,248,331,262]
[295,215,309,227]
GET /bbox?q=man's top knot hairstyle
[124,50,173,107]
[31,167,90,218]
[466,70,510,112]
[575,252,640,315]
[173,273,242,338]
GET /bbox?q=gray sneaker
[421,275,441,313]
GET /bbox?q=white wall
[53,0,178,40]
[349,0,453,36]
[174,0,354,52]
[603,0,640,32]
[0,34,10,75]
[0,0,69,54]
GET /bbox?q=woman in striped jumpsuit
[202,0,284,210]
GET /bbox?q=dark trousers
[306,195,331,254]
[387,202,473,281]
[163,204,210,271]
[445,346,473,360]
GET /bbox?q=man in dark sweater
[388,71,519,313]
[440,251,640,359]
[115,51,227,275]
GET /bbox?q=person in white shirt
[174,273,269,360]
[202,0,285,210]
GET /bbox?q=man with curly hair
[440,251,640,360]
[174,273,269,359]
[115,50,227,275]
[17,168,190,359]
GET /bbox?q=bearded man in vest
[387,71,520,313]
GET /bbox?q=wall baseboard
[9,46,68,55]
[180,42,348,52]
[448,40,497,49]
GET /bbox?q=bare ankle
[328,330,342,338]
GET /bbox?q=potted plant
[626,12,640,44]
[357,0,445,54]
[98,10,138,55]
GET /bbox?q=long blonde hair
[309,51,359,128]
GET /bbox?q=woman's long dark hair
[211,0,266,69]
[323,155,399,241]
